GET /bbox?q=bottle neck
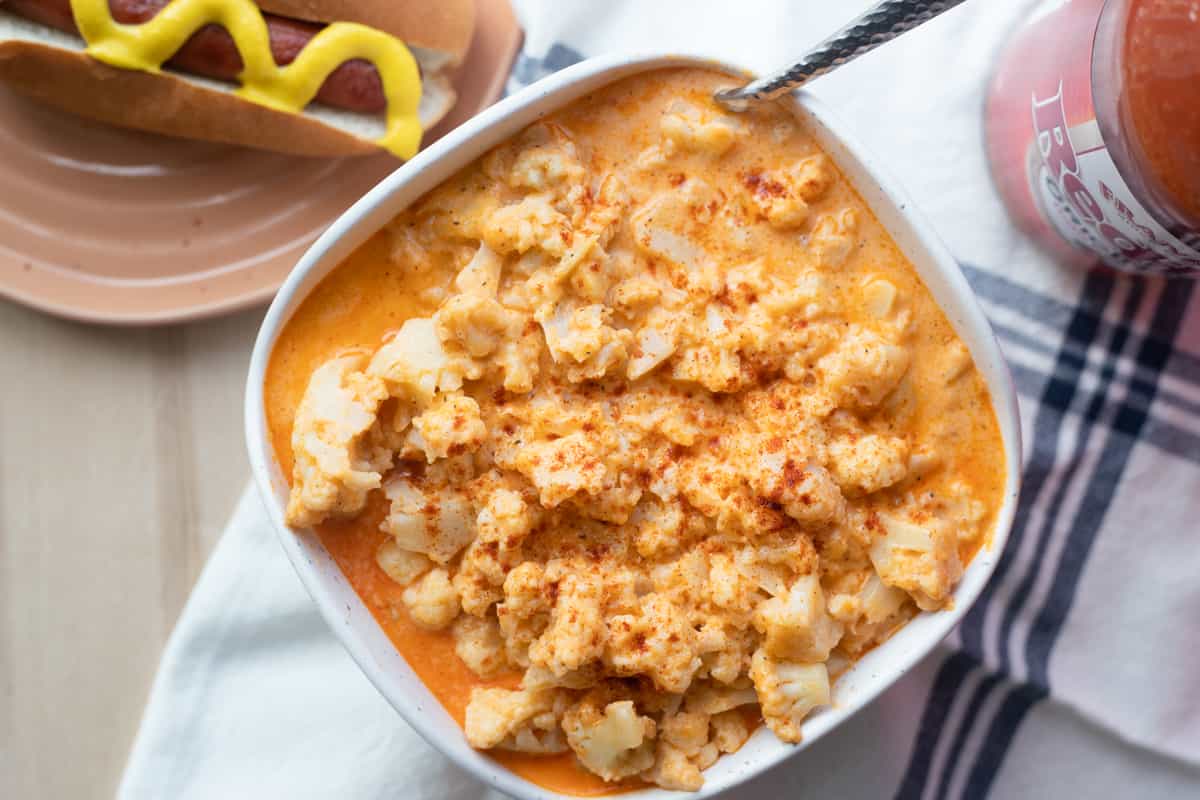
[1093,0,1200,244]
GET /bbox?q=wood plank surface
[0,297,264,799]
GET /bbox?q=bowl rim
[244,51,1023,800]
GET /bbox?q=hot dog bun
[256,0,475,66]
[0,1,474,157]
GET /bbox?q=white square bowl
[244,53,1023,800]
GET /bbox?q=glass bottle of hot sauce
[985,0,1200,275]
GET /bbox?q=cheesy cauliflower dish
[266,68,1004,794]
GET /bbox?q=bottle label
[1029,84,1200,275]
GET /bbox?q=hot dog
[0,0,477,157]
[4,0,386,112]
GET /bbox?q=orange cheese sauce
[264,68,1005,795]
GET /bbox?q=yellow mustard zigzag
[69,0,422,158]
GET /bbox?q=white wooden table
[0,297,264,799]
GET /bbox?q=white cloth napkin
[119,1,1200,798]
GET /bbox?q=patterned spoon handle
[714,0,970,110]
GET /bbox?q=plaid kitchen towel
[118,1,1200,798]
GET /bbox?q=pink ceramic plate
[0,0,521,325]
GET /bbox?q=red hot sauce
[986,0,1200,275]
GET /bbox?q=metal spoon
[715,0,970,110]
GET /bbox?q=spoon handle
[715,0,970,110]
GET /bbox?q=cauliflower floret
[859,572,909,622]
[632,194,708,272]
[710,709,752,754]
[756,270,829,321]
[529,572,607,676]
[706,634,751,683]
[453,614,509,677]
[610,275,663,312]
[285,353,389,527]
[632,499,686,559]
[750,650,831,743]
[818,326,910,409]
[942,339,974,383]
[830,573,908,628]
[605,593,701,693]
[810,208,860,267]
[722,258,774,301]
[538,303,631,382]
[827,433,909,495]
[619,391,716,449]
[862,276,900,319]
[707,553,761,619]
[642,741,704,791]
[869,512,962,610]
[454,486,538,615]
[481,195,571,257]
[511,146,585,191]
[497,563,551,667]
[640,709,725,790]
[650,550,709,605]
[697,743,721,772]
[672,342,748,393]
[434,293,517,358]
[381,476,476,564]
[670,306,755,392]
[661,100,742,156]
[455,550,507,617]
[480,484,537,542]
[570,472,644,526]
[733,547,792,598]
[453,242,504,297]
[402,567,460,630]
[568,173,626,249]
[763,191,811,231]
[747,178,805,229]
[676,451,790,536]
[507,432,608,509]
[408,392,487,462]
[743,156,833,229]
[661,710,710,755]
[935,480,988,543]
[696,626,755,686]
[495,325,543,394]
[748,455,846,527]
[742,365,837,423]
[753,574,844,662]
[508,123,587,192]
[375,540,433,586]
[789,155,835,202]
[464,687,569,753]
[830,572,912,655]
[675,456,736,525]
[367,317,478,404]
[628,325,678,381]
[563,698,656,782]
